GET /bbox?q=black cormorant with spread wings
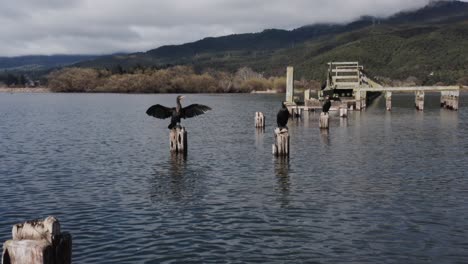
[146,95,211,129]
[277,102,290,128]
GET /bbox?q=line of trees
[47,66,319,93]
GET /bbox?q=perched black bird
[277,102,290,128]
[322,96,331,113]
[146,95,211,129]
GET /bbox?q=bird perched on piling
[322,96,331,114]
[277,102,290,129]
[146,95,211,129]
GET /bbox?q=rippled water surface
[1,93,467,263]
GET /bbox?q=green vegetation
[47,66,308,93]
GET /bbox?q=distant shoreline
[1,86,466,94]
[0,87,50,93]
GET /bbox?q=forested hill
[75,1,468,85]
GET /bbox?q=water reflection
[320,129,330,146]
[440,109,459,128]
[255,127,264,148]
[149,153,189,203]
[339,117,348,127]
[274,156,290,207]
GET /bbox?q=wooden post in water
[319,112,329,129]
[286,67,294,103]
[355,90,362,111]
[361,91,367,109]
[255,112,265,128]
[272,128,289,156]
[385,91,392,111]
[2,216,72,264]
[440,91,447,107]
[445,91,460,111]
[170,127,187,154]
[415,91,425,111]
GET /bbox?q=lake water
[0,93,467,263]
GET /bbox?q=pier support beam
[361,91,367,110]
[385,91,392,111]
[272,128,289,156]
[355,91,361,110]
[415,91,425,111]
[170,127,187,154]
[354,90,367,111]
[255,112,265,128]
[286,66,294,103]
[319,112,329,129]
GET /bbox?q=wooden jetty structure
[284,62,461,114]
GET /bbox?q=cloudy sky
[0,0,458,56]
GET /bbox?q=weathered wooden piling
[255,112,265,128]
[286,67,294,103]
[415,91,425,111]
[319,112,329,129]
[170,127,187,154]
[385,91,392,111]
[272,128,289,156]
[2,216,72,264]
[442,91,459,111]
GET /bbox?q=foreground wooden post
[385,91,392,111]
[2,216,72,264]
[272,128,289,156]
[415,91,425,111]
[170,127,187,154]
[255,112,265,128]
[319,112,329,129]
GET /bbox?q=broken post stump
[272,128,289,156]
[2,216,72,264]
[319,112,329,129]
[255,112,265,128]
[170,127,187,154]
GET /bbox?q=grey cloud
[0,0,455,56]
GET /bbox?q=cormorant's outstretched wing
[182,104,212,118]
[146,104,174,119]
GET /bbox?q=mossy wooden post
[319,112,329,129]
[170,127,187,154]
[272,128,289,156]
[2,216,72,264]
[255,112,265,128]
[385,91,392,111]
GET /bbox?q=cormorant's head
[282,102,287,108]
[177,95,185,102]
